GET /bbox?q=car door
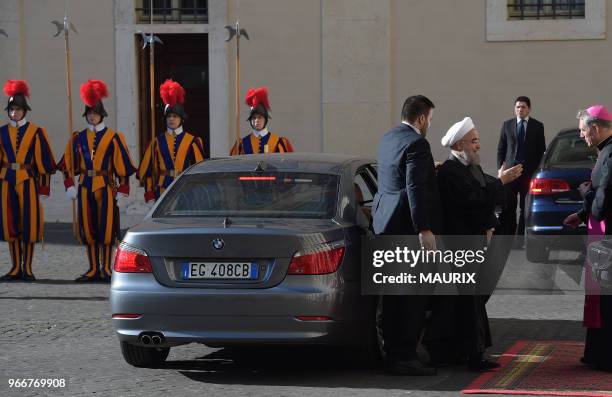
[354,165,377,230]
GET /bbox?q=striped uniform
[61,126,136,277]
[229,132,293,155]
[0,121,56,277]
[137,131,205,202]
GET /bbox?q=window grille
[136,0,208,24]
[507,0,585,20]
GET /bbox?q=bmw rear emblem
[212,238,225,250]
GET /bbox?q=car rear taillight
[287,242,345,275]
[113,243,152,273]
[530,178,571,195]
[295,316,333,321]
[112,313,142,319]
[239,176,276,181]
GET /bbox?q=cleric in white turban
[432,116,523,372]
[441,116,475,148]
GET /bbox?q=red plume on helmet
[160,79,185,108]
[3,80,31,111]
[80,79,109,118]
[3,80,30,98]
[160,79,187,119]
[80,80,108,107]
[245,87,270,111]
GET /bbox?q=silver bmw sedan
[110,153,380,367]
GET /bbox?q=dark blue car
[524,128,597,262]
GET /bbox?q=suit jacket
[438,155,503,236]
[497,117,546,180]
[372,123,441,235]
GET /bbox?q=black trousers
[382,295,431,360]
[423,295,492,362]
[499,176,530,237]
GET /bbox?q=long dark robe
[425,155,505,360]
[578,136,612,370]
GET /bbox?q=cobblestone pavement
[0,225,591,397]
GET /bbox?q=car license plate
[182,262,258,280]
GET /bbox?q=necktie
[515,120,526,164]
[518,120,525,143]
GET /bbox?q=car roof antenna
[223,217,232,228]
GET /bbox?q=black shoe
[468,356,501,372]
[21,273,36,282]
[98,273,111,283]
[581,357,612,372]
[75,274,98,282]
[0,272,22,281]
[385,358,437,376]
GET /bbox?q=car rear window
[546,134,597,166]
[154,172,339,219]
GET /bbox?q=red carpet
[462,340,612,396]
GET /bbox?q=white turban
[441,117,475,148]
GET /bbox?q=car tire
[525,236,549,263]
[120,341,170,368]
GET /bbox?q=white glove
[116,192,128,207]
[66,186,77,201]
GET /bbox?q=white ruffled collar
[252,128,269,138]
[9,118,27,128]
[167,126,183,136]
[87,122,106,132]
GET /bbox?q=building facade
[0,0,609,223]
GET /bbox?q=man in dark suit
[497,96,546,244]
[372,95,440,375]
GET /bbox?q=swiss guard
[0,80,57,281]
[60,79,136,282]
[229,87,294,155]
[137,79,205,203]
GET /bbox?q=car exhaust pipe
[138,331,165,345]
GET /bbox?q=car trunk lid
[123,218,346,289]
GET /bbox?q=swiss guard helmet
[3,80,31,113]
[160,79,187,120]
[245,87,271,129]
[80,79,109,118]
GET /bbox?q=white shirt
[167,126,183,136]
[9,118,27,128]
[516,116,530,127]
[401,121,421,135]
[87,122,106,132]
[252,128,269,138]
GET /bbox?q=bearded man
[429,117,521,371]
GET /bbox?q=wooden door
[137,33,210,159]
